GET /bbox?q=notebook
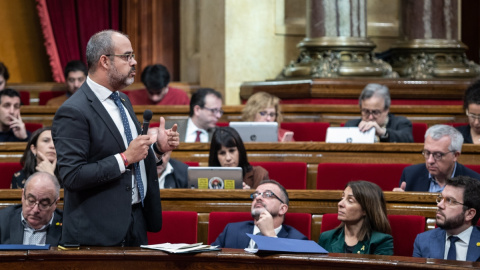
[325,127,375,143]
[229,122,278,142]
[187,167,243,189]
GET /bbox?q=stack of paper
[140,242,220,253]
[245,234,328,254]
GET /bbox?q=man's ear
[465,208,476,224]
[279,203,288,216]
[193,105,201,115]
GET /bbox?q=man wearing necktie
[52,30,179,247]
[413,175,480,261]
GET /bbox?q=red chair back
[147,211,198,244]
[250,162,307,189]
[412,123,428,143]
[216,122,229,127]
[316,163,411,191]
[280,122,330,142]
[25,123,43,133]
[465,164,480,175]
[39,91,65,105]
[0,162,23,188]
[184,161,199,167]
[208,212,312,244]
[19,91,30,105]
[319,213,426,256]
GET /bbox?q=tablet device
[229,122,278,142]
[325,127,375,143]
[187,167,243,189]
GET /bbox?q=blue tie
[447,236,459,260]
[110,92,145,205]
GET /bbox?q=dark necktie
[447,236,460,260]
[195,130,202,142]
[110,92,145,205]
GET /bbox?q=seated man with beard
[211,180,307,248]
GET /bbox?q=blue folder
[0,244,51,250]
[247,233,328,254]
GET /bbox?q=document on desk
[0,244,51,250]
[245,234,328,254]
[140,242,220,253]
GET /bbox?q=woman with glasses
[241,92,294,142]
[11,126,61,188]
[458,80,480,144]
[318,181,394,255]
[209,126,269,189]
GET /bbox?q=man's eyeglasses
[361,109,384,117]
[105,53,135,62]
[421,150,454,161]
[466,110,480,121]
[436,195,467,207]
[258,111,277,118]
[203,107,224,116]
[24,194,57,211]
[250,190,285,204]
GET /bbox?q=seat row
[151,211,426,257]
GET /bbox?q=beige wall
[0,0,51,83]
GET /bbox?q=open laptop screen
[187,167,243,189]
[229,122,278,142]
[325,127,375,143]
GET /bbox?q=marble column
[282,0,396,78]
[389,0,479,78]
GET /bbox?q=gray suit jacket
[52,83,162,246]
[166,118,215,142]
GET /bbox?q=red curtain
[36,0,119,82]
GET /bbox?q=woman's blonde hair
[241,92,283,123]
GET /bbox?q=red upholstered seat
[147,211,198,244]
[216,122,229,127]
[319,213,425,256]
[184,161,199,167]
[0,162,23,188]
[25,123,43,133]
[208,212,312,244]
[412,122,428,143]
[465,164,480,174]
[280,122,330,142]
[19,91,30,105]
[38,91,65,105]
[316,163,411,191]
[250,162,307,189]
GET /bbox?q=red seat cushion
[412,123,428,143]
[0,162,23,188]
[147,211,198,244]
[38,91,65,105]
[316,163,411,191]
[280,122,330,142]
[25,123,43,133]
[19,91,30,105]
[250,162,307,189]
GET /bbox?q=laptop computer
[187,167,243,189]
[325,127,375,143]
[229,122,278,142]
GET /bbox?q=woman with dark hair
[208,126,269,189]
[11,126,60,188]
[458,80,480,144]
[318,181,393,255]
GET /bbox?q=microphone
[141,109,153,135]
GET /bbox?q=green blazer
[318,227,393,255]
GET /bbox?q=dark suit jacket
[52,83,162,246]
[0,205,63,245]
[164,158,188,188]
[166,118,215,142]
[211,220,308,248]
[345,113,413,142]
[456,125,473,144]
[413,226,480,261]
[318,227,393,255]
[400,163,480,192]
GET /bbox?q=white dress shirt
[444,225,473,261]
[185,118,208,142]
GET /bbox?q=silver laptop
[187,167,243,189]
[326,127,375,143]
[229,122,278,142]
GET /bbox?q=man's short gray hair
[358,83,391,110]
[86,29,128,73]
[425,124,464,152]
[24,172,60,198]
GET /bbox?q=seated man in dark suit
[0,88,30,142]
[394,124,480,192]
[156,151,188,188]
[413,176,480,261]
[345,83,413,142]
[0,172,62,245]
[211,180,307,248]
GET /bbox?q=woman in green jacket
[318,181,394,255]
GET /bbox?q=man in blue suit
[211,180,307,248]
[413,176,480,261]
[394,125,480,192]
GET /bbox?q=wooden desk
[1,248,478,269]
